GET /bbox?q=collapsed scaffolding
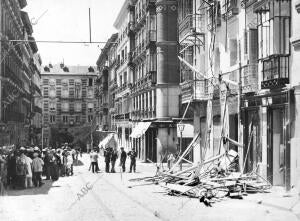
[130,0,271,206]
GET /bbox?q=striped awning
[130,122,152,138]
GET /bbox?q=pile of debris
[129,149,271,206]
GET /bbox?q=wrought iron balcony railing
[180,79,209,104]
[261,55,289,89]
[241,64,258,94]
[178,13,205,40]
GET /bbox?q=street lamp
[178,123,185,171]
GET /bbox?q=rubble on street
[130,149,272,207]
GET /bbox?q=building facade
[177,0,300,191]
[41,64,98,149]
[97,0,180,162]
[0,0,42,147]
[96,33,118,132]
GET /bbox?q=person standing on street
[7,151,17,189]
[24,150,33,188]
[89,149,98,173]
[32,152,44,187]
[120,147,127,172]
[128,148,137,173]
[110,148,118,173]
[16,148,27,189]
[104,147,111,173]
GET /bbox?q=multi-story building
[104,0,180,162]
[177,0,300,191]
[0,0,42,147]
[41,64,97,149]
[96,33,118,132]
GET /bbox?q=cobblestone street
[0,154,299,221]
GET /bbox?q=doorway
[267,108,286,186]
[244,109,261,173]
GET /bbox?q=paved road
[0,154,298,221]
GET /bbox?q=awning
[98,133,117,149]
[177,123,194,138]
[130,122,152,138]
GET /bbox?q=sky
[25,0,124,66]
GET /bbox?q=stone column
[156,0,179,119]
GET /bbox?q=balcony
[180,79,209,104]
[207,6,221,31]
[261,55,289,89]
[132,71,157,94]
[134,12,147,32]
[222,0,239,20]
[127,22,135,36]
[132,43,146,62]
[178,13,205,41]
[241,64,258,94]
[241,0,257,8]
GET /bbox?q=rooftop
[42,64,97,76]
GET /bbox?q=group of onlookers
[90,147,137,173]
[0,143,81,195]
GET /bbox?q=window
[88,103,94,113]
[50,115,56,123]
[62,102,69,112]
[75,83,81,98]
[62,88,69,98]
[88,115,93,122]
[75,102,82,112]
[49,79,55,86]
[49,88,56,98]
[87,88,94,98]
[49,101,56,111]
[88,78,93,86]
[63,115,68,123]
[75,116,81,123]
[256,0,290,59]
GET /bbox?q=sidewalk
[135,159,300,219]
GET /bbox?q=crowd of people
[90,147,137,174]
[0,143,141,194]
[0,143,80,195]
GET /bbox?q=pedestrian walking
[119,147,127,172]
[104,147,111,173]
[128,148,137,173]
[32,152,44,187]
[110,149,118,173]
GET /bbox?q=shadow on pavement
[5,179,59,196]
[73,160,84,166]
